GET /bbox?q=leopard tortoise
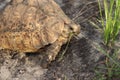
[0,0,80,65]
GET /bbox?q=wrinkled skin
[0,0,80,66]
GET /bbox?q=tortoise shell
[0,0,80,53]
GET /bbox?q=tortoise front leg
[46,26,72,61]
[47,34,69,61]
[40,36,68,68]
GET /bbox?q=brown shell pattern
[0,0,76,52]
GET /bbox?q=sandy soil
[0,0,105,80]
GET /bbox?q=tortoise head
[64,21,80,36]
[68,22,80,34]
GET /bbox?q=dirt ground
[0,0,106,80]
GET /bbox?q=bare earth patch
[0,0,105,80]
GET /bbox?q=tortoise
[0,0,80,65]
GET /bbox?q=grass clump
[94,0,120,80]
[98,0,120,47]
